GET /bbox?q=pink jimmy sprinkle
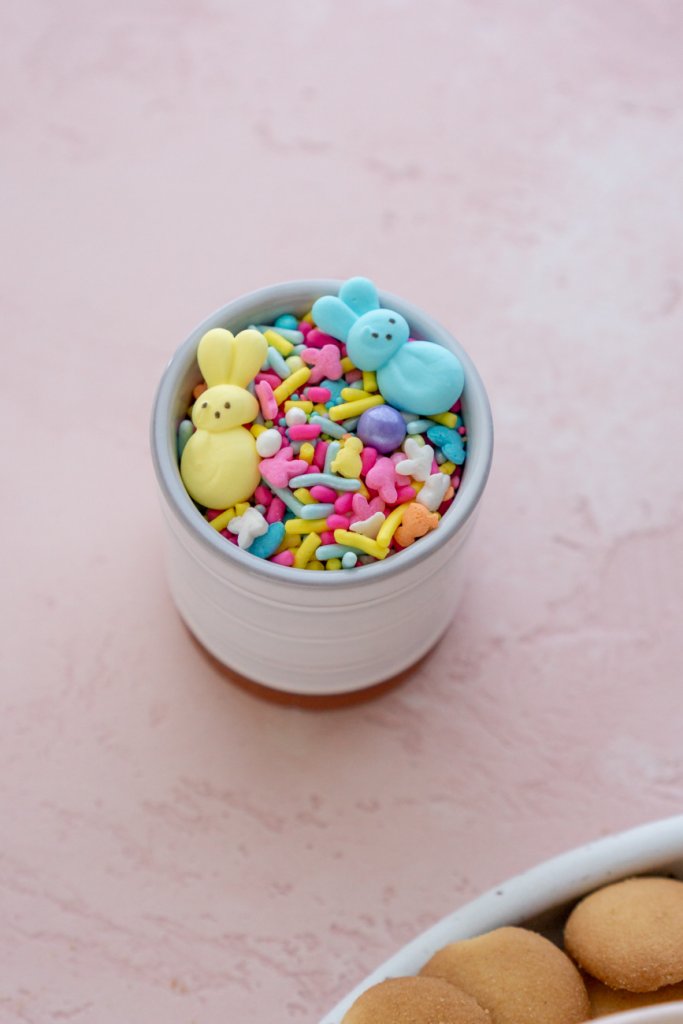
[396,485,417,502]
[255,372,281,389]
[254,485,272,506]
[271,550,295,566]
[256,380,278,420]
[360,446,378,475]
[334,492,354,514]
[288,423,321,441]
[306,386,332,403]
[310,485,337,503]
[326,514,350,531]
[266,497,286,523]
[206,509,222,521]
[313,440,328,469]
[304,328,339,349]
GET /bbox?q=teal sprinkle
[297,503,335,520]
[406,419,433,435]
[309,414,346,439]
[267,348,290,379]
[247,521,285,559]
[324,441,341,473]
[288,473,361,492]
[316,544,361,561]
[265,483,304,515]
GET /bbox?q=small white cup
[150,280,493,698]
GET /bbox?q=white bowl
[151,280,493,696]
[320,815,683,1023]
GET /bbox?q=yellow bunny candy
[180,327,268,510]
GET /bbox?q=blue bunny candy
[312,277,464,415]
[426,424,466,465]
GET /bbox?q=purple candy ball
[357,405,407,454]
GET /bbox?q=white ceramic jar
[150,280,493,698]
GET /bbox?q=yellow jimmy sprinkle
[273,367,311,406]
[328,395,385,423]
[294,532,321,568]
[333,530,389,560]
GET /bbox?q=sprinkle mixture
[177,307,467,571]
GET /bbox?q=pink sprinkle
[266,497,286,523]
[288,423,321,441]
[326,514,350,531]
[346,369,363,383]
[254,485,272,506]
[305,328,339,349]
[310,485,337,502]
[431,459,439,474]
[256,380,278,420]
[452,475,461,489]
[259,446,308,487]
[298,321,312,335]
[366,457,398,503]
[271,550,294,566]
[360,446,378,474]
[321,531,335,546]
[206,509,222,521]
[221,531,238,543]
[452,400,462,413]
[458,427,466,435]
[396,485,417,502]
[334,492,354,514]
[306,386,331,403]
[255,372,281,388]
[313,440,328,469]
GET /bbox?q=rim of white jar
[150,279,494,588]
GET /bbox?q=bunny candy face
[191,384,259,432]
[346,309,410,372]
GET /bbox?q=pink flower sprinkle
[366,457,398,503]
[259,447,308,488]
[301,344,343,383]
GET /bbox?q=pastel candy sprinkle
[177,275,469,573]
[247,521,286,559]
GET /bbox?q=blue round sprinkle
[274,314,299,331]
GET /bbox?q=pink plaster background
[2,1,683,1021]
